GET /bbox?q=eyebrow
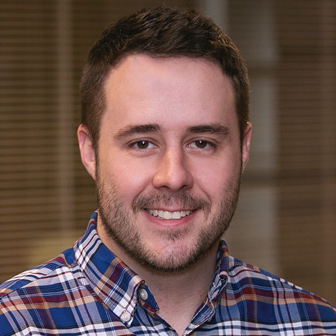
[114,124,161,139]
[187,124,230,136]
[114,123,230,140]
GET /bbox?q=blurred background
[0,0,335,305]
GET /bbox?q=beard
[97,170,241,274]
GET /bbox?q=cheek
[101,156,154,200]
[194,157,241,197]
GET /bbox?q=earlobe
[77,124,96,180]
[242,122,252,172]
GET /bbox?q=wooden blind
[0,1,63,277]
[276,0,336,303]
[0,0,193,281]
[225,0,336,305]
[1,0,335,307]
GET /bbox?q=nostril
[152,151,193,191]
[152,170,193,191]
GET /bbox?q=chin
[132,240,208,273]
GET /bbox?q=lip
[143,208,198,228]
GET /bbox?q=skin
[78,55,251,335]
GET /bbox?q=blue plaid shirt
[1,211,335,335]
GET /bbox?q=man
[0,6,335,336]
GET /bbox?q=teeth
[163,211,171,220]
[146,209,192,220]
[172,212,180,219]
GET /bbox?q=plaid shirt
[1,212,335,335]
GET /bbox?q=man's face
[78,55,251,273]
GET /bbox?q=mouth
[145,209,194,220]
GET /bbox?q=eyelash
[189,140,216,150]
[129,139,217,151]
[130,140,156,150]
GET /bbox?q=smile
[145,209,193,220]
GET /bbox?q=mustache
[132,192,211,215]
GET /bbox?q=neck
[97,218,220,336]
[138,245,218,335]
[128,246,218,336]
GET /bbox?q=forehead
[102,55,237,133]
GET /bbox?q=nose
[152,148,193,191]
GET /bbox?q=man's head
[80,6,249,149]
[78,7,252,274]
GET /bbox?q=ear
[77,124,96,180]
[241,122,252,172]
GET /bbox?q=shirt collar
[207,239,230,304]
[73,211,146,326]
[73,212,230,326]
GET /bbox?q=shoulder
[0,248,77,303]
[0,248,92,335]
[222,256,336,322]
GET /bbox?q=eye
[133,140,155,149]
[190,140,213,149]
[194,140,208,148]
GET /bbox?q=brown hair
[80,6,250,148]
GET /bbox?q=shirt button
[120,311,131,323]
[139,288,149,301]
